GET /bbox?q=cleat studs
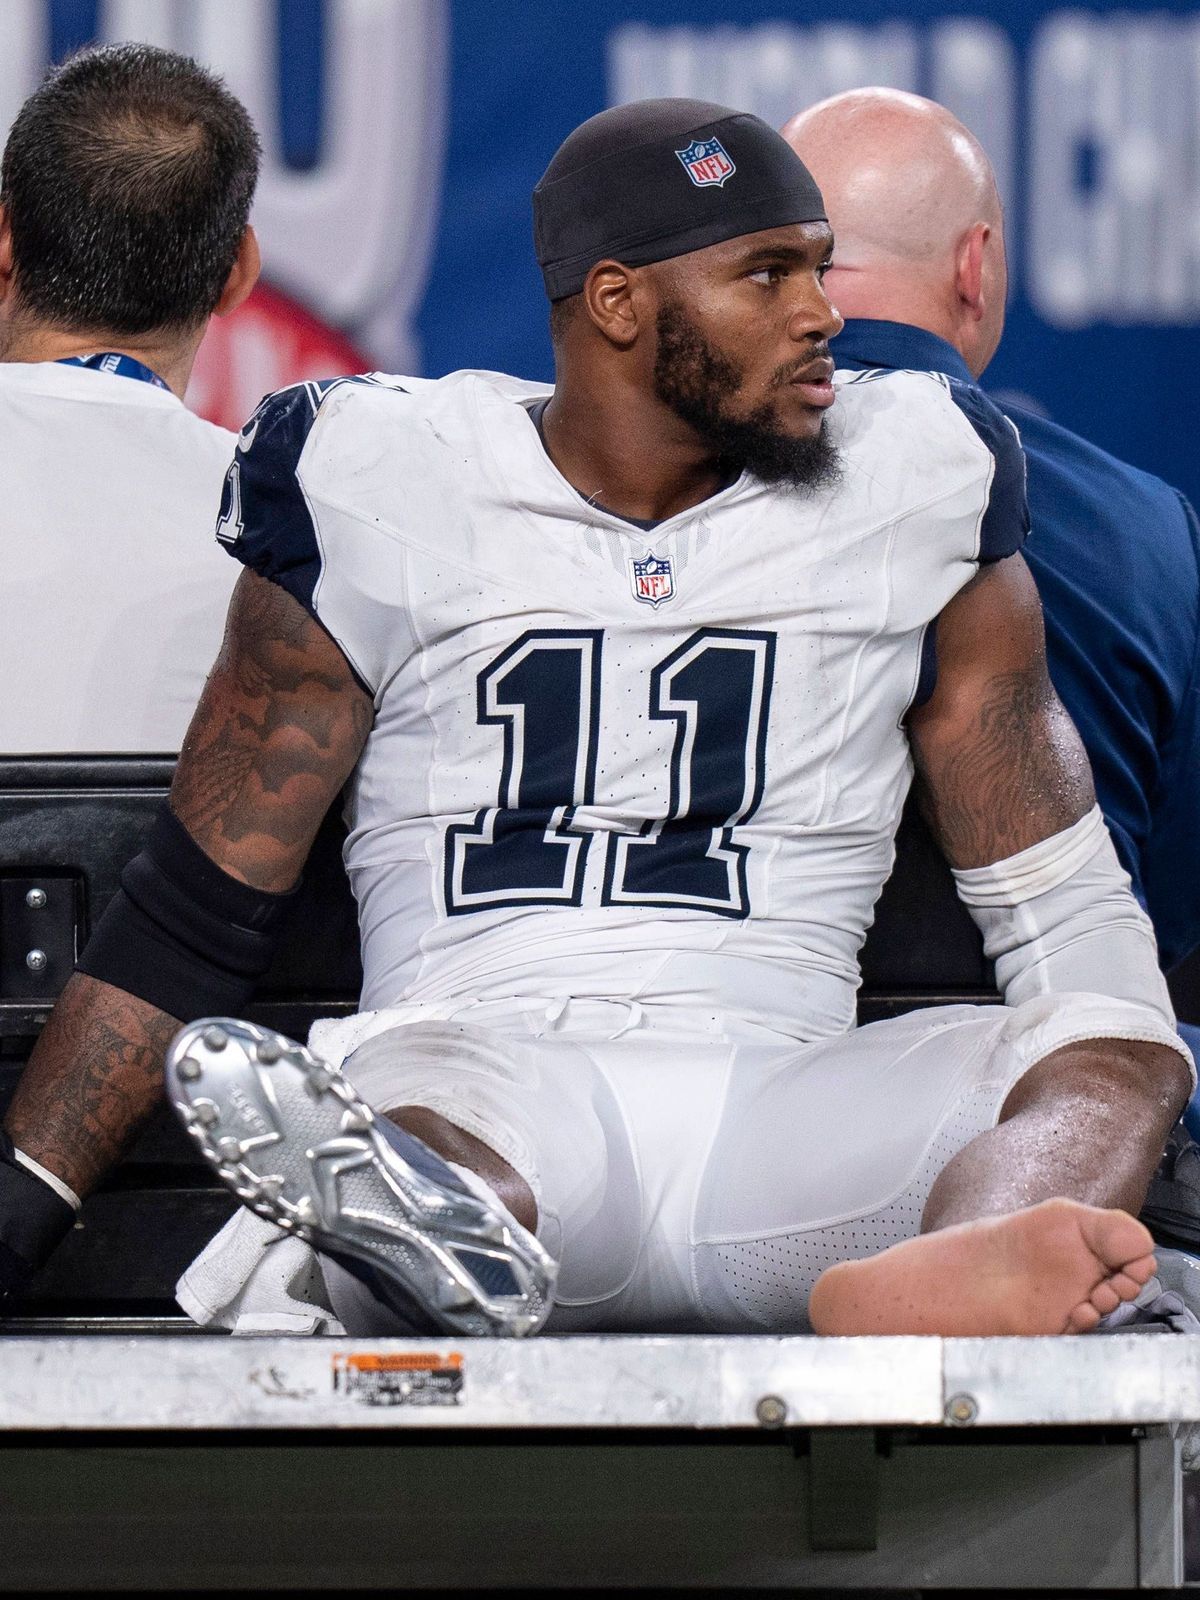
[175,1056,202,1083]
[306,1068,334,1093]
[216,1136,243,1161]
[201,1025,229,1052]
[340,1108,370,1133]
[255,1039,283,1065]
[192,1102,220,1127]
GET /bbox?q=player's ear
[955,221,988,322]
[213,226,262,319]
[582,260,641,349]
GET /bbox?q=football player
[4,100,1191,1338]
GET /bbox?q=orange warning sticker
[332,1350,464,1407]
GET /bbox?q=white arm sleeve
[951,806,1176,1027]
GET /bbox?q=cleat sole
[165,1016,555,1337]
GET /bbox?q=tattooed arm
[5,571,373,1195]
[907,554,1188,1219]
[907,552,1096,868]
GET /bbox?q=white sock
[448,1159,507,1213]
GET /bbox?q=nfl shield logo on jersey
[675,137,736,188]
[630,552,675,608]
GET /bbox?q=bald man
[786,92,1200,1146]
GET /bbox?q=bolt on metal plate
[756,1394,788,1427]
[945,1392,978,1425]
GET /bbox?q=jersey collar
[833,319,973,384]
[56,352,170,390]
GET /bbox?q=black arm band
[77,804,299,1021]
[0,1132,76,1299]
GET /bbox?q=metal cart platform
[0,1330,1195,1591]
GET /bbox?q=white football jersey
[223,366,1027,1041]
[0,360,237,753]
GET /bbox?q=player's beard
[652,301,842,491]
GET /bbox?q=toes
[1078,1207,1155,1271]
[1066,1300,1102,1334]
[1122,1252,1157,1286]
[1085,1252,1158,1323]
[1106,1265,1154,1302]
[1100,1257,1157,1303]
[1089,1282,1121,1316]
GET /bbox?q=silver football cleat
[165,1017,556,1337]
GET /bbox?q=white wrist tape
[951,805,1175,1027]
[13,1148,82,1213]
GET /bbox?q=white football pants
[320,992,1168,1333]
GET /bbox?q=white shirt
[0,360,238,752]
[223,367,1026,1041]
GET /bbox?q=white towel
[176,1210,345,1335]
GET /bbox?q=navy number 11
[443,627,775,918]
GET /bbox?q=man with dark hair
[0,42,261,752]
[2,99,1193,1340]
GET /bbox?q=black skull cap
[533,97,827,301]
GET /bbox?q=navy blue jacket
[835,319,1200,969]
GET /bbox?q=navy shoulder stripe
[216,375,388,613]
[945,377,1030,563]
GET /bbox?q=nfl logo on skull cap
[630,552,675,608]
[676,136,736,189]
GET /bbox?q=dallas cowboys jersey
[220,366,1027,1041]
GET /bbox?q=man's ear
[581,260,641,349]
[0,206,18,308]
[955,221,989,323]
[213,225,261,319]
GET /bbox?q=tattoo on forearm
[917,663,1094,868]
[5,975,181,1196]
[171,571,372,890]
[3,575,372,1199]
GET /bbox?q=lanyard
[57,352,169,391]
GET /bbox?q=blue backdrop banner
[2,0,1197,509]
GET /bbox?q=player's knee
[343,1020,548,1207]
[341,1019,643,1302]
[998,991,1193,1111]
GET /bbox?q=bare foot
[808,1198,1157,1336]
